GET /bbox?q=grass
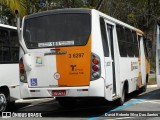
[148,78,157,85]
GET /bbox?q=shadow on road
[127,87,160,101]
[41,98,118,118]
[7,103,31,112]
[9,87,160,118]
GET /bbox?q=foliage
[0,0,160,30]
[148,78,156,85]
[0,0,27,17]
[0,0,28,25]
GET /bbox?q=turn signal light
[92,58,99,65]
[19,63,24,68]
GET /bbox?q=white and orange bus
[18,8,150,106]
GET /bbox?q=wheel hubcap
[0,94,7,112]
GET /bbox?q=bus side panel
[140,38,146,85]
[89,78,105,97]
[9,86,21,101]
[119,58,139,93]
[0,64,20,101]
[89,10,105,97]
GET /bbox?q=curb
[16,97,55,103]
[147,84,157,88]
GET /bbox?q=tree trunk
[96,0,104,10]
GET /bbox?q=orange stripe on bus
[56,35,92,87]
[138,57,142,88]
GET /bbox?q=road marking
[88,90,159,120]
[137,100,160,104]
[107,91,158,112]
[17,98,55,110]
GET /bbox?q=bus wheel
[141,84,147,92]
[116,87,126,106]
[0,92,7,112]
[57,98,77,108]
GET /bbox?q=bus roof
[25,8,91,20]
[0,23,17,30]
[95,9,144,34]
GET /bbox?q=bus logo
[70,65,76,71]
[36,57,42,65]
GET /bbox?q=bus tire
[0,92,7,112]
[141,84,147,92]
[57,98,77,108]
[140,75,148,92]
[116,87,126,106]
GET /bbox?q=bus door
[139,36,146,85]
[101,18,117,100]
[106,23,117,95]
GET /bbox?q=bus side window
[132,31,139,57]
[0,29,10,62]
[125,28,134,57]
[100,17,109,57]
[143,37,149,58]
[10,30,19,63]
[138,35,141,49]
[116,24,127,57]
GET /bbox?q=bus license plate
[52,90,66,96]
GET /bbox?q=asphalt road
[1,86,160,120]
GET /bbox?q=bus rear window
[23,13,91,48]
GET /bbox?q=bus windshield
[23,13,91,49]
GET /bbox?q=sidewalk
[147,84,158,88]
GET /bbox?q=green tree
[0,0,28,18]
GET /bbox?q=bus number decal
[69,53,84,58]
